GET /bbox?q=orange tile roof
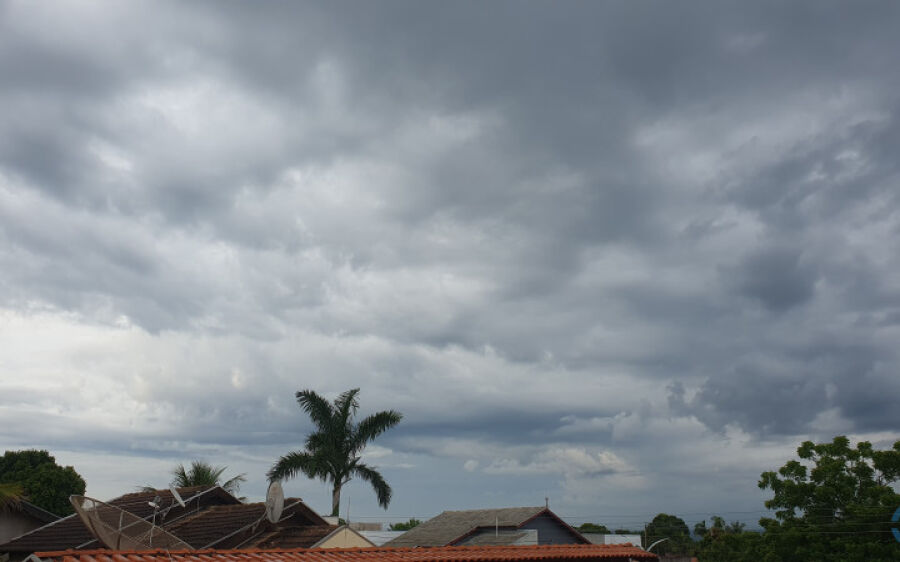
[32,544,658,562]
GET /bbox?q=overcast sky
[1,0,899,532]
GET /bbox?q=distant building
[357,530,404,546]
[581,533,643,549]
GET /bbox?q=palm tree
[268,388,402,517]
[170,461,246,495]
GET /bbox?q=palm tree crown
[171,461,246,496]
[268,388,402,517]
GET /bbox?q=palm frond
[268,451,329,483]
[172,463,191,487]
[350,410,402,454]
[296,390,336,432]
[335,388,360,426]
[221,472,247,495]
[275,387,401,512]
[169,461,242,494]
[352,463,392,509]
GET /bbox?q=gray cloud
[1,0,900,524]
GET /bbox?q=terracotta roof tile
[33,544,658,562]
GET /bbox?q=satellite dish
[265,481,284,523]
[70,495,193,551]
[169,485,186,508]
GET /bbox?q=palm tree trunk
[331,482,341,517]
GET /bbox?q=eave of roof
[16,502,61,524]
[30,544,659,562]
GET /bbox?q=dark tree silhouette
[268,388,402,516]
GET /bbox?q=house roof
[245,526,335,550]
[458,531,534,546]
[246,525,376,550]
[30,544,659,562]
[163,499,329,549]
[309,526,375,549]
[12,501,60,525]
[0,487,241,554]
[0,485,340,556]
[357,530,404,546]
[384,507,585,548]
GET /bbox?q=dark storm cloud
[3,0,900,515]
[722,245,818,311]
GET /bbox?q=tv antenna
[264,481,284,523]
[70,495,193,551]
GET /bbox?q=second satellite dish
[169,485,186,508]
[265,481,284,523]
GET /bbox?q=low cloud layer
[2,0,899,528]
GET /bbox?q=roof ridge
[441,506,544,514]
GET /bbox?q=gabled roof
[309,526,375,549]
[385,507,544,547]
[164,500,330,549]
[357,530,404,546]
[247,526,334,549]
[8,501,60,525]
[384,507,587,548]
[0,487,241,554]
[30,544,659,562]
[458,531,535,546]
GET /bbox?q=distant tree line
[389,518,422,531]
[576,436,900,561]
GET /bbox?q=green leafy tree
[0,450,85,516]
[693,515,760,562]
[0,482,24,510]
[170,461,246,495]
[645,513,692,555]
[757,435,900,561]
[694,516,745,539]
[389,518,422,531]
[695,531,765,562]
[268,388,403,516]
[577,522,611,534]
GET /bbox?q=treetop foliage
[645,512,692,555]
[389,518,422,531]
[268,388,403,516]
[753,435,900,561]
[0,449,86,516]
[577,522,611,534]
[171,461,247,496]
